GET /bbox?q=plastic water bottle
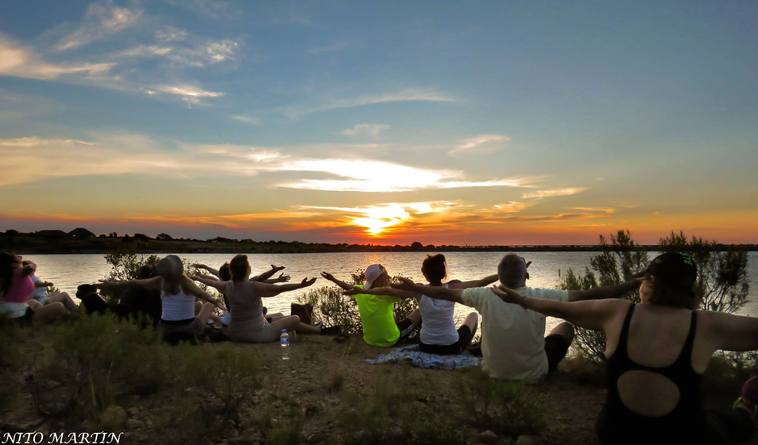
[280,329,290,361]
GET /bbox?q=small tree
[560,230,750,362]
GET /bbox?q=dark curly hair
[421,254,447,285]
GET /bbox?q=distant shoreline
[3,229,756,254]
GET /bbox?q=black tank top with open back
[596,304,704,444]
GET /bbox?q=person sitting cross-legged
[322,264,420,347]
[393,253,640,380]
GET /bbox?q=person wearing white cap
[321,264,420,347]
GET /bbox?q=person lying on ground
[96,255,224,343]
[201,254,335,343]
[490,252,758,444]
[393,253,639,380]
[343,254,497,355]
[322,264,421,347]
[0,252,67,325]
[22,260,78,314]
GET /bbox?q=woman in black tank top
[491,252,758,444]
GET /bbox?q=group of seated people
[1,250,756,443]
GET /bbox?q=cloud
[271,158,532,192]
[110,39,240,67]
[449,134,511,157]
[54,3,142,52]
[493,201,530,213]
[145,84,224,105]
[340,123,389,139]
[309,42,349,55]
[300,202,458,235]
[154,26,188,43]
[281,88,456,118]
[522,187,587,199]
[230,114,263,126]
[0,35,114,80]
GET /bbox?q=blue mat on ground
[366,344,480,370]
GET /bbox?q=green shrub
[300,286,363,335]
[32,313,166,421]
[559,230,750,363]
[103,251,160,281]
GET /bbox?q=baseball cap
[364,264,387,288]
[645,252,697,291]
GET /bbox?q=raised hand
[342,286,362,296]
[320,271,336,282]
[276,273,291,282]
[271,264,286,272]
[300,277,317,287]
[392,276,416,289]
[490,285,523,305]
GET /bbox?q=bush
[560,230,751,362]
[103,251,160,282]
[32,313,166,422]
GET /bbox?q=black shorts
[419,325,474,355]
[544,334,571,373]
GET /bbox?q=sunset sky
[1,1,757,245]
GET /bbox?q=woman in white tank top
[97,255,224,342]
[345,254,499,355]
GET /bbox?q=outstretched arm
[252,265,286,282]
[450,274,499,289]
[181,276,225,310]
[703,311,758,352]
[320,272,353,291]
[192,264,220,278]
[96,276,162,293]
[188,274,227,293]
[393,277,463,303]
[567,279,641,302]
[491,286,627,331]
[343,286,420,299]
[253,277,317,298]
[259,273,290,284]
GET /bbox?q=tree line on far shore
[1,227,756,254]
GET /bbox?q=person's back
[418,294,457,345]
[227,280,264,324]
[598,303,706,443]
[462,286,561,379]
[352,285,400,347]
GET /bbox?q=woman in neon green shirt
[321,264,419,347]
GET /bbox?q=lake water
[21,252,758,330]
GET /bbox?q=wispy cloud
[145,84,224,105]
[54,3,142,52]
[110,39,240,67]
[230,114,263,126]
[281,88,456,118]
[449,134,511,157]
[309,41,349,55]
[271,158,532,192]
[154,26,188,43]
[0,35,114,80]
[340,123,389,139]
[522,187,587,199]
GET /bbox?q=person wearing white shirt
[395,253,640,380]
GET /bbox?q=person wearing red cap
[491,252,758,444]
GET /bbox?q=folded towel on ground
[366,344,480,370]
